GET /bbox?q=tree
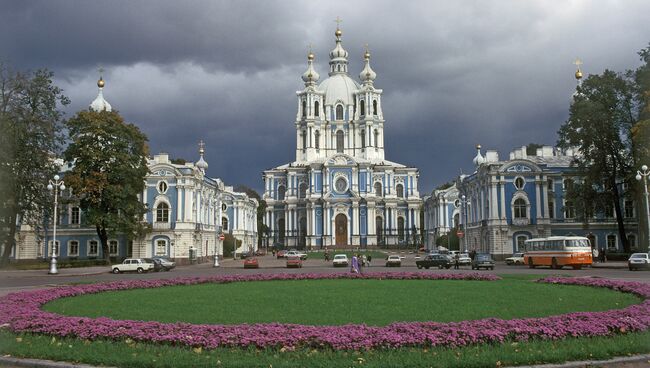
[0,66,69,267]
[526,143,544,156]
[557,70,636,252]
[63,110,149,264]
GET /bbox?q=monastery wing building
[263,27,422,249]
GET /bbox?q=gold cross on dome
[573,58,583,68]
[198,140,205,153]
[335,16,342,29]
[98,65,104,76]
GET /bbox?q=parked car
[286,256,303,268]
[285,250,308,260]
[111,258,154,274]
[243,258,259,269]
[505,253,525,265]
[386,255,402,267]
[332,254,349,267]
[416,254,451,269]
[471,254,495,270]
[276,250,287,259]
[458,253,472,266]
[149,256,176,271]
[628,253,650,271]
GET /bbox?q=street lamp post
[47,175,65,275]
[636,165,650,251]
[460,195,469,253]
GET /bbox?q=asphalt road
[0,254,647,297]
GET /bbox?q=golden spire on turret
[307,43,314,61]
[364,43,370,60]
[573,58,583,80]
[97,66,105,88]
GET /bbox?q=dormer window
[336,105,343,120]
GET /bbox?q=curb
[1,354,649,368]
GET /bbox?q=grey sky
[1,0,648,194]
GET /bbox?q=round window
[335,177,348,193]
[157,181,168,194]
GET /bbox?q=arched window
[374,182,382,197]
[397,217,405,241]
[516,235,527,251]
[302,100,306,118]
[314,101,319,117]
[396,184,404,198]
[156,202,169,222]
[514,198,527,218]
[336,130,344,153]
[336,105,344,120]
[277,185,286,200]
[360,129,366,149]
[302,130,307,150]
[314,130,320,149]
[374,129,379,147]
[222,217,229,231]
[299,182,307,199]
[606,234,617,250]
[373,100,377,115]
[360,100,365,116]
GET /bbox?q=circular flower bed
[0,273,648,350]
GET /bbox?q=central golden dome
[97,77,105,88]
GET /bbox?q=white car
[332,254,349,267]
[505,253,525,265]
[386,255,402,267]
[628,253,650,271]
[285,250,308,260]
[458,253,472,266]
[111,258,154,274]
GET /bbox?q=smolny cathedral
[263,26,422,249]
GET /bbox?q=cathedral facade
[262,27,422,249]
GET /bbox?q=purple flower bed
[0,273,648,351]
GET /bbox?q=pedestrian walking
[367,254,372,267]
[454,254,460,269]
[592,247,599,263]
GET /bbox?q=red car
[286,256,303,268]
[243,258,259,269]
[276,250,287,259]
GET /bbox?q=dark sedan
[145,257,176,272]
[471,254,495,270]
[416,254,451,269]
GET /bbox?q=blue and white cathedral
[263,27,422,249]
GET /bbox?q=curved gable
[498,160,541,174]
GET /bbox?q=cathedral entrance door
[335,214,347,247]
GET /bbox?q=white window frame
[155,239,168,256]
[514,176,525,190]
[68,240,79,256]
[606,234,617,250]
[70,206,80,225]
[88,240,99,256]
[109,239,119,256]
[157,180,168,194]
[155,201,171,223]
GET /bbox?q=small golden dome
[575,69,583,80]
[308,52,314,60]
[335,28,342,37]
[97,77,105,88]
[476,144,481,150]
[364,50,370,59]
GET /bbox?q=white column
[184,188,192,221]
[542,177,549,218]
[500,179,506,220]
[490,181,498,219]
[535,178,542,219]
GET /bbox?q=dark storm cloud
[2,0,649,194]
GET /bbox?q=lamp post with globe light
[636,165,650,251]
[47,175,65,274]
[460,195,469,253]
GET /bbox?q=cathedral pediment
[325,153,356,166]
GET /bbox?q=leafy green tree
[632,44,650,251]
[557,70,636,252]
[63,110,149,264]
[0,65,69,267]
[526,143,544,156]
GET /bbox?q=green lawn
[43,278,640,326]
[2,330,649,368]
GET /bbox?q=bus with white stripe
[523,236,592,270]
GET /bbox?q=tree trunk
[95,224,110,265]
[610,179,630,253]
[0,212,17,267]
